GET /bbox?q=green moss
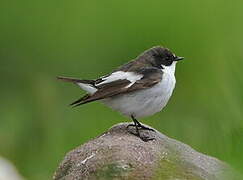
[153,158,204,180]
[93,162,133,180]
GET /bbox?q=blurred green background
[0,0,243,179]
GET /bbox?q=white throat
[161,61,177,75]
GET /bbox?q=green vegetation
[155,159,203,180]
[93,162,133,180]
[0,0,243,179]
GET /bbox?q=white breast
[102,62,177,118]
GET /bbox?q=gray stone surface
[53,123,239,180]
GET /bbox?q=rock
[53,123,239,180]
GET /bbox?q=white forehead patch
[96,71,143,87]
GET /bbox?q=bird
[58,46,184,141]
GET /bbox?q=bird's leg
[127,115,140,136]
[131,115,140,136]
[127,115,155,142]
[127,115,155,132]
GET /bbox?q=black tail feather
[70,94,90,107]
[57,76,96,107]
[57,76,95,85]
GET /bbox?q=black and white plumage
[58,46,184,141]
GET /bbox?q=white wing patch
[77,83,97,95]
[96,71,143,88]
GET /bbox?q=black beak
[174,56,184,61]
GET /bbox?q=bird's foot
[138,124,155,132]
[127,123,155,132]
[127,124,155,142]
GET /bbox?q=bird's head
[141,46,184,69]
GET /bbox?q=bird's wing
[71,67,163,106]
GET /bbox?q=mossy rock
[53,123,239,180]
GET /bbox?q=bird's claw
[127,124,155,142]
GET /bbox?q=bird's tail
[57,76,94,84]
[57,76,97,94]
